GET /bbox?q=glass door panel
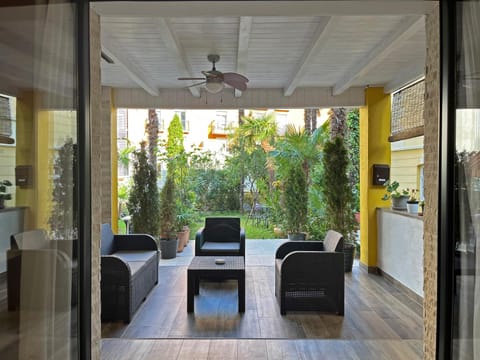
[453,1,480,358]
[0,1,81,359]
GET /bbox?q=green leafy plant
[381,180,409,200]
[127,142,161,236]
[159,175,177,239]
[0,180,13,207]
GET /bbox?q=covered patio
[86,1,438,358]
[101,240,422,358]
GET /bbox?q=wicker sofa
[100,223,159,322]
[275,230,345,315]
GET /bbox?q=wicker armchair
[275,230,345,315]
[195,217,245,257]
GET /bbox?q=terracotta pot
[177,227,190,251]
[273,226,285,238]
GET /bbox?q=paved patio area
[102,239,422,344]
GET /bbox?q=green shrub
[159,175,176,239]
[321,137,356,244]
[283,165,308,234]
[127,143,160,236]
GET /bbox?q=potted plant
[176,209,193,252]
[283,164,308,240]
[418,200,425,216]
[159,175,178,259]
[381,180,409,211]
[406,189,419,215]
[321,137,357,272]
[0,179,12,209]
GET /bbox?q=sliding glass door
[0,0,90,359]
[440,1,480,359]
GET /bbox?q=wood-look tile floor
[101,338,423,360]
[102,240,423,345]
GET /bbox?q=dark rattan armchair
[275,230,345,315]
[195,217,245,257]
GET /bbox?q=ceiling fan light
[205,80,224,94]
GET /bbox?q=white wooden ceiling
[93,1,435,102]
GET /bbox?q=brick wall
[90,9,102,360]
[423,4,440,359]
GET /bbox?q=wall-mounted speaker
[373,164,389,186]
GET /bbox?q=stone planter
[288,232,306,240]
[407,202,419,215]
[160,238,178,259]
[391,195,408,211]
[343,244,356,273]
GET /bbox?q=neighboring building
[117,108,309,180]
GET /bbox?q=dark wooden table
[187,256,245,313]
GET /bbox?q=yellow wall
[15,92,35,229]
[359,87,391,268]
[35,110,52,229]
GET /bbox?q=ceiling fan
[178,54,249,94]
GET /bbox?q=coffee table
[187,256,245,313]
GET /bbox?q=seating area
[101,237,423,346]
[195,217,245,257]
[100,223,159,323]
[275,230,345,315]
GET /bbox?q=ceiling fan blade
[223,72,249,83]
[202,70,223,79]
[184,81,206,88]
[178,77,205,80]
[223,72,249,91]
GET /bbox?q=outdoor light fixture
[204,78,224,94]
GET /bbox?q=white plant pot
[407,202,419,215]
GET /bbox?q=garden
[117,108,360,252]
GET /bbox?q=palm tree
[269,123,328,183]
[146,109,159,170]
[329,107,347,139]
[229,112,277,211]
[304,108,318,135]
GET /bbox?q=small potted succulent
[406,189,420,215]
[381,180,409,211]
[0,179,12,209]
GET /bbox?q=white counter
[377,207,424,298]
[0,207,26,273]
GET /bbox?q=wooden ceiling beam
[384,64,424,94]
[284,16,334,97]
[156,18,200,98]
[101,30,160,96]
[235,16,252,98]
[333,15,424,95]
[92,1,436,18]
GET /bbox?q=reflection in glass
[0,1,79,359]
[453,1,480,359]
